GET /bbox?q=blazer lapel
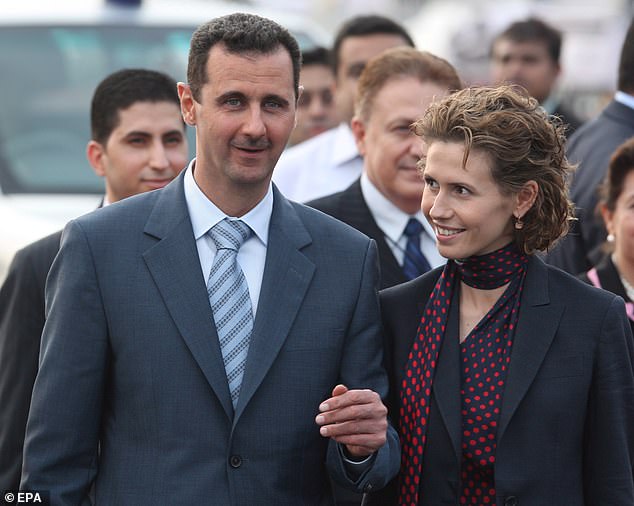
[497,256,564,442]
[432,297,462,461]
[340,181,406,288]
[142,173,234,419]
[234,188,315,421]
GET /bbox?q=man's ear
[178,82,197,126]
[351,116,367,157]
[86,140,106,177]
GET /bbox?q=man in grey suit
[21,13,399,505]
[545,19,634,274]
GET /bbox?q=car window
[0,25,195,194]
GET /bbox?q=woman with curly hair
[369,85,634,506]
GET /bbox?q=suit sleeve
[0,249,45,491]
[326,239,400,494]
[583,295,634,504]
[21,221,108,505]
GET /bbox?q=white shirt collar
[614,91,634,111]
[183,159,272,246]
[331,122,361,167]
[359,172,433,242]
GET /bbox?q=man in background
[546,19,634,274]
[309,47,461,289]
[490,17,583,134]
[0,68,188,492]
[274,15,414,202]
[288,46,338,146]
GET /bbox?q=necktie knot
[404,218,424,238]
[209,218,251,252]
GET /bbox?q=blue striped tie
[402,218,432,280]
[207,218,253,408]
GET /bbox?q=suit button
[229,455,242,468]
[504,496,518,506]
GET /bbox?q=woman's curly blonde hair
[414,85,575,254]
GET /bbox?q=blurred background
[0,0,631,280]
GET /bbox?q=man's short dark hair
[91,68,181,144]
[618,18,634,93]
[301,46,331,69]
[187,13,301,102]
[331,15,414,74]
[492,17,562,64]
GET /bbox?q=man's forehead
[494,38,550,56]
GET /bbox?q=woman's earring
[607,233,615,242]
[514,216,524,230]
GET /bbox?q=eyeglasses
[298,88,334,108]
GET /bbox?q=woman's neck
[458,281,510,342]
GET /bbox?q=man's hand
[315,384,388,458]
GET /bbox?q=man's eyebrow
[215,91,247,104]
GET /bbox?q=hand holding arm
[316,384,388,458]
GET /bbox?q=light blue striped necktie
[207,218,253,408]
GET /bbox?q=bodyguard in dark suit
[308,48,462,289]
[21,14,399,505]
[0,69,189,492]
[546,20,634,274]
[490,17,583,135]
[368,86,634,505]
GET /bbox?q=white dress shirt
[273,123,363,202]
[183,160,272,316]
[360,173,445,269]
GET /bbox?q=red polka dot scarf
[397,242,528,506]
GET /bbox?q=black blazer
[0,230,61,491]
[307,179,407,289]
[369,256,634,505]
[546,100,634,275]
[579,254,634,335]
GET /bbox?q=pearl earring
[607,233,615,242]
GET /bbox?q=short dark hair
[187,13,301,102]
[492,17,562,64]
[618,19,634,93]
[301,46,331,68]
[331,15,414,75]
[91,68,181,144]
[415,85,575,254]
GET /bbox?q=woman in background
[580,137,634,334]
[370,85,634,506]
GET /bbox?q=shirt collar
[614,91,634,111]
[360,173,433,242]
[184,159,272,246]
[331,122,361,167]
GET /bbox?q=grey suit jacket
[21,172,399,505]
[0,231,61,491]
[307,179,407,290]
[546,99,634,274]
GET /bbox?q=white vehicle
[0,0,329,282]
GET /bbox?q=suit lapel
[234,188,315,421]
[339,181,406,289]
[142,173,234,419]
[497,256,563,442]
